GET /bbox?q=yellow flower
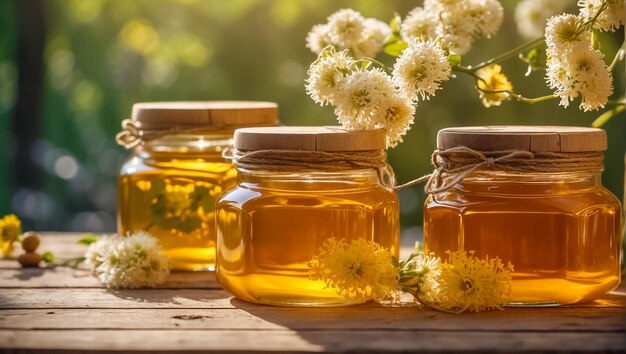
[0,214,22,258]
[475,64,513,107]
[429,250,513,313]
[309,238,399,302]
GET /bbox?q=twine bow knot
[115,119,143,149]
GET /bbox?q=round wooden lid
[131,101,279,131]
[437,126,607,152]
[234,126,386,151]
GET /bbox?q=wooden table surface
[0,233,624,353]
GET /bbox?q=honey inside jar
[117,101,279,271]
[118,138,236,271]
[423,126,622,306]
[216,127,399,306]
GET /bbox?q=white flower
[327,9,366,48]
[352,19,391,59]
[333,68,397,130]
[85,231,170,289]
[373,94,416,148]
[544,14,590,58]
[306,24,331,54]
[392,40,452,102]
[400,7,438,42]
[436,5,476,55]
[578,0,625,32]
[546,46,613,111]
[305,48,355,106]
[465,0,504,38]
[514,0,570,39]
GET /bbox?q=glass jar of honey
[117,101,279,271]
[216,126,399,306]
[424,126,622,306]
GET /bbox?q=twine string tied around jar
[116,119,223,149]
[394,146,604,194]
[223,148,397,189]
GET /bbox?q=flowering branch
[303,1,625,143]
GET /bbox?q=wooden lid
[131,101,279,131]
[437,126,607,152]
[234,126,386,151]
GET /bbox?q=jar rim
[437,125,607,153]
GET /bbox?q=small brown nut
[18,252,42,267]
[21,232,40,252]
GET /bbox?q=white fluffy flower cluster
[401,0,504,55]
[544,14,614,111]
[578,0,625,32]
[514,0,570,39]
[85,231,170,289]
[392,40,452,102]
[306,40,451,147]
[306,9,391,59]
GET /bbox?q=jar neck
[237,168,384,191]
[136,133,233,160]
[453,169,604,195]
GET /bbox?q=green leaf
[199,195,215,213]
[519,48,546,76]
[77,234,99,246]
[157,217,180,230]
[384,40,408,57]
[149,179,166,196]
[389,13,401,34]
[176,216,202,233]
[151,195,168,220]
[42,251,54,263]
[447,54,462,67]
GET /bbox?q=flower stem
[608,41,625,71]
[479,88,558,104]
[453,67,557,105]
[463,37,546,71]
[580,0,608,33]
[592,104,625,127]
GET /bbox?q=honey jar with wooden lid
[423,126,622,305]
[117,101,279,271]
[216,126,399,306]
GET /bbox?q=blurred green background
[0,0,623,238]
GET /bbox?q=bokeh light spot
[71,80,103,112]
[48,50,75,90]
[54,156,79,180]
[119,19,160,55]
[69,0,104,24]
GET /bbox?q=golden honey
[216,127,399,306]
[423,126,622,306]
[118,136,237,271]
[116,101,279,271]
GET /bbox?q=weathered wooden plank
[0,288,623,310]
[0,329,623,353]
[0,289,235,309]
[0,307,623,332]
[0,266,220,289]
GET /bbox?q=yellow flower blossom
[427,250,513,313]
[309,238,399,302]
[0,214,22,258]
[475,64,513,107]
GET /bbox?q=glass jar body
[216,169,400,306]
[424,170,622,306]
[118,134,237,271]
